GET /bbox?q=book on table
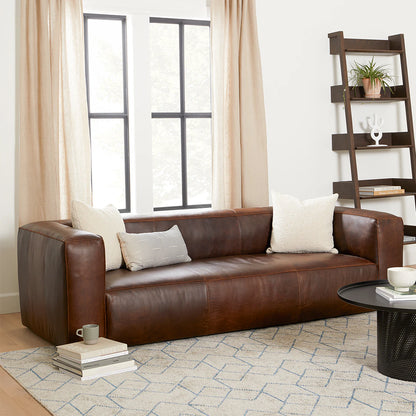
[54,337,137,380]
[376,285,416,301]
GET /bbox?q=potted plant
[349,57,394,98]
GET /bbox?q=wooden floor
[0,313,52,416]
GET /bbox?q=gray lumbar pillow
[117,225,191,271]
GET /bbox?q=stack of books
[376,285,416,302]
[359,185,404,197]
[53,337,137,380]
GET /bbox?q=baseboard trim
[0,292,20,314]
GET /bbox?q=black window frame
[150,17,211,212]
[83,13,131,213]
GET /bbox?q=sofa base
[106,253,376,345]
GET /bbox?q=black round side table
[338,280,416,382]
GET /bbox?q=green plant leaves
[349,57,394,91]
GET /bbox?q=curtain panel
[19,0,91,225]
[210,0,269,209]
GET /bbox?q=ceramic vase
[362,78,381,98]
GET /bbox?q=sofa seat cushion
[105,252,375,291]
[105,253,377,345]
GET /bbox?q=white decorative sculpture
[367,113,386,146]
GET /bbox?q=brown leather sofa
[17,206,403,346]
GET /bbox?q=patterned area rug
[1,312,415,416]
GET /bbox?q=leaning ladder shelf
[329,31,416,245]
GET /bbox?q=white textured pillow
[117,225,191,271]
[71,200,126,271]
[267,192,339,254]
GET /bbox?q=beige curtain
[19,0,91,225]
[210,0,269,209]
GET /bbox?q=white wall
[0,0,18,313]
[256,0,416,265]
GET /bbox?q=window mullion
[89,113,128,118]
[179,22,187,208]
[121,17,130,212]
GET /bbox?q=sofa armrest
[18,221,106,345]
[333,206,403,279]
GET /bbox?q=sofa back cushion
[123,207,272,260]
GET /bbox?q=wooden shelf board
[344,48,402,55]
[350,97,408,102]
[333,179,416,200]
[355,145,412,150]
[331,85,407,103]
[332,132,412,151]
[329,33,403,56]
[404,226,416,244]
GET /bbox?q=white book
[376,286,416,301]
[57,363,138,381]
[58,349,129,364]
[53,358,137,378]
[359,185,402,191]
[56,337,127,361]
[53,353,131,370]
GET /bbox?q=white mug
[76,324,99,345]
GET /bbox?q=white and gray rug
[1,312,415,416]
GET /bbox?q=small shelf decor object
[329,31,416,245]
[367,113,386,146]
[349,57,394,98]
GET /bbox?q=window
[84,14,130,212]
[83,14,211,213]
[150,18,212,211]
